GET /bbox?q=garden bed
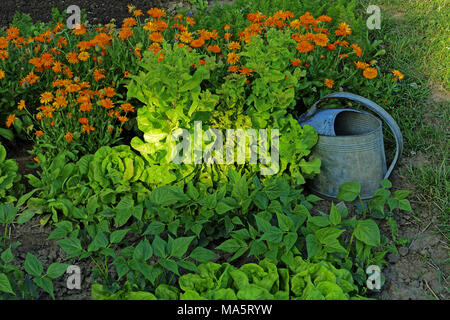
[0,0,448,301]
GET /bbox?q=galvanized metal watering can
[298,92,403,200]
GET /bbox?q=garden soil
[2,0,448,300]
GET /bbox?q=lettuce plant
[0,143,22,204]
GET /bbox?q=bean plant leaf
[171,236,195,258]
[0,273,14,295]
[354,220,380,246]
[46,263,70,279]
[337,181,361,202]
[189,247,217,263]
[24,253,43,277]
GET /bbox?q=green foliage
[92,258,367,300]
[0,143,23,203]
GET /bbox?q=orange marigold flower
[0,69,4,80]
[355,61,369,70]
[100,98,114,109]
[72,24,87,35]
[40,92,54,104]
[78,117,89,125]
[224,33,232,40]
[336,22,352,36]
[227,52,240,65]
[0,37,8,49]
[119,27,134,40]
[148,8,166,19]
[6,26,19,40]
[363,67,378,79]
[117,115,129,123]
[297,41,315,53]
[81,124,95,134]
[53,95,68,108]
[120,103,135,112]
[80,102,92,112]
[17,100,26,110]
[299,12,317,27]
[103,87,116,97]
[317,15,332,23]
[149,32,164,43]
[52,61,62,73]
[351,44,363,58]
[93,69,106,82]
[6,114,15,127]
[291,58,301,67]
[392,70,404,81]
[227,65,239,73]
[122,17,137,27]
[224,24,230,30]
[0,50,9,61]
[65,131,74,143]
[240,66,255,76]
[78,51,90,61]
[199,59,206,65]
[312,33,329,47]
[186,17,196,26]
[324,78,334,88]
[190,38,205,48]
[33,157,40,162]
[179,31,194,43]
[133,9,143,17]
[66,52,79,64]
[327,44,336,51]
[207,45,221,54]
[35,130,44,137]
[228,41,241,51]
[148,42,161,54]
[124,71,130,78]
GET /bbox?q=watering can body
[298,92,403,200]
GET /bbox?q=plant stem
[346,231,355,259]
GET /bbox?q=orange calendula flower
[227,52,240,65]
[291,58,301,67]
[186,17,196,26]
[120,103,135,112]
[327,44,336,51]
[317,15,332,23]
[324,78,334,88]
[66,52,79,64]
[78,117,89,125]
[392,70,404,81]
[0,69,5,80]
[78,51,90,61]
[207,45,221,54]
[0,50,9,61]
[240,66,255,76]
[82,124,95,134]
[122,17,137,27]
[35,130,44,137]
[6,26,19,40]
[0,37,8,49]
[179,31,193,43]
[65,131,74,143]
[40,92,54,104]
[100,98,114,109]
[53,95,68,108]
[149,32,164,43]
[124,71,130,78]
[117,115,129,123]
[228,41,241,51]
[93,69,106,82]
[363,67,378,79]
[312,33,329,47]
[227,65,239,73]
[119,27,134,40]
[224,24,230,30]
[148,42,161,54]
[17,100,26,110]
[351,44,363,58]
[133,9,143,17]
[52,61,62,73]
[190,38,205,48]
[336,22,352,36]
[224,33,232,40]
[103,87,116,97]
[297,41,315,53]
[6,114,15,127]
[72,24,87,35]
[355,61,369,70]
[148,8,166,19]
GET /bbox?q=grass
[356,0,449,233]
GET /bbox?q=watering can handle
[306,92,403,180]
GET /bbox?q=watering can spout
[298,92,403,200]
